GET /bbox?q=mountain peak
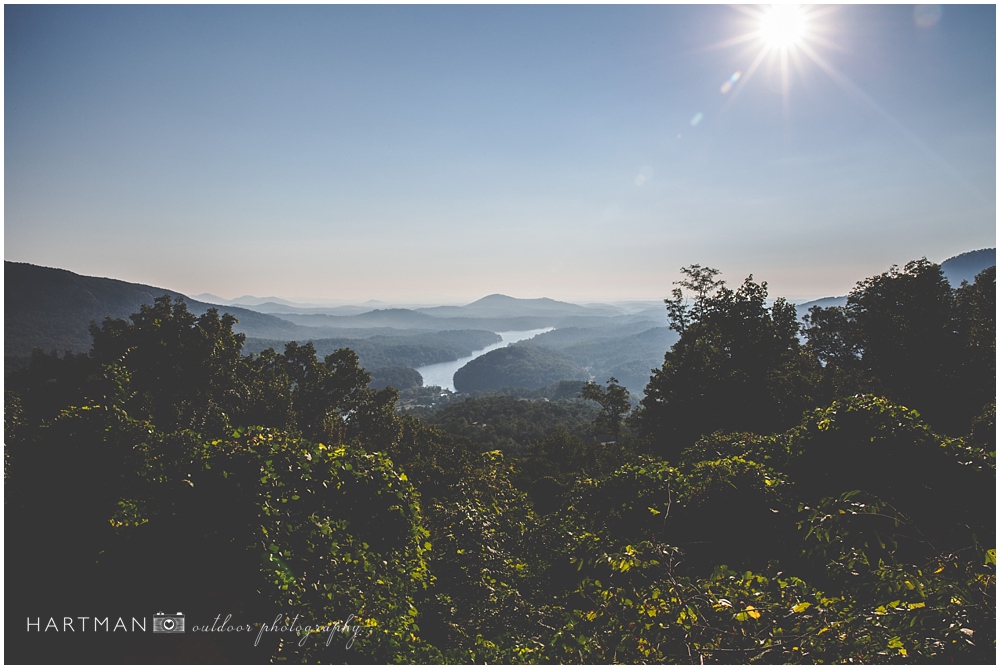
[466,294,567,307]
[467,293,517,305]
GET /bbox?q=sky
[5,4,996,304]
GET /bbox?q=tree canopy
[638,270,821,458]
[803,259,995,435]
[5,257,995,664]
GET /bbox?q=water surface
[415,328,553,391]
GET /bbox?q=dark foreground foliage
[5,259,994,663]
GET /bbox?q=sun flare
[713,3,833,103]
[759,5,807,50]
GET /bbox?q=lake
[415,328,554,391]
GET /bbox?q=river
[415,328,554,391]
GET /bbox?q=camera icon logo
[153,612,185,633]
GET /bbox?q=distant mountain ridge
[4,262,333,357]
[5,262,669,362]
[192,293,347,309]
[236,302,378,316]
[9,250,991,368]
[416,293,623,319]
[217,292,628,319]
[941,248,995,287]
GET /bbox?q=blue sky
[5,4,995,303]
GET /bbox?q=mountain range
[7,249,994,384]
[3,262,663,362]
[4,262,334,358]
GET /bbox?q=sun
[711,4,837,104]
[758,5,807,50]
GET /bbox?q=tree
[580,377,632,440]
[6,299,427,663]
[803,259,995,435]
[89,295,248,435]
[279,341,372,443]
[663,264,725,334]
[954,266,996,425]
[7,263,994,664]
[638,269,820,458]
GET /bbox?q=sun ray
[796,40,993,208]
[689,28,766,56]
[704,4,991,209]
[807,33,847,53]
[780,47,791,118]
[720,44,770,109]
[730,4,764,19]
[789,45,809,83]
[695,2,993,209]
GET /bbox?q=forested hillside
[5,257,994,664]
[4,261,326,358]
[942,248,996,286]
[6,263,498,378]
[245,330,501,369]
[519,324,679,395]
[453,345,586,392]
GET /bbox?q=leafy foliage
[5,258,994,663]
[803,260,995,435]
[424,395,598,453]
[638,270,821,457]
[580,377,633,440]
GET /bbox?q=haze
[5,5,995,304]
